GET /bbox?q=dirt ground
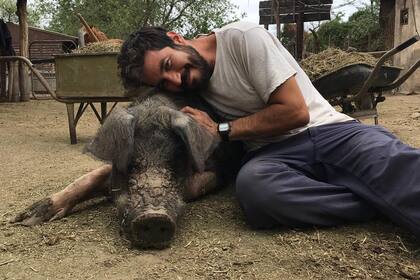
[1,94,420,280]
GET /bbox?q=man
[14,22,420,236]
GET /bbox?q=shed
[5,23,78,94]
[6,22,78,60]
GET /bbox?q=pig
[12,91,243,249]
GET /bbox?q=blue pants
[236,121,420,236]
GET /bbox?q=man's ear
[166,31,186,45]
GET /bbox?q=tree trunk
[16,0,30,102]
[379,0,395,50]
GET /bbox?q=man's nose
[163,71,182,88]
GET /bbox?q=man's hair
[118,26,174,89]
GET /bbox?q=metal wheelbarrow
[0,53,150,144]
[312,35,420,124]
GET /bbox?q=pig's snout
[129,208,176,248]
[118,167,185,249]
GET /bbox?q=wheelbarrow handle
[376,35,419,67]
[394,35,420,53]
[349,35,419,102]
[371,58,420,92]
[0,56,62,102]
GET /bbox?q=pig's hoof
[128,210,176,249]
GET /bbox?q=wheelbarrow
[0,53,151,144]
[312,35,420,124]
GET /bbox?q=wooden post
[272,0,281,39]
[8,61,20,102]
[276,22,281,41]
[76,13,100,42]
[0,62,6,98]
[7,62,14,101]
[296,12,304,61]
[66,103,77,144]
[16,0,30,102]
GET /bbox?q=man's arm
[181,76,309,140]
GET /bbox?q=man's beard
[173,45,212,93]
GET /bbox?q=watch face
[219,123,230,132]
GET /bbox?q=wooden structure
[7,22,77,61]
[5,22,78,96]
[390,0,419,94]
[259,0,332,60]
[16,0,29,101]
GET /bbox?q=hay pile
[72,39,123,54]
[300,48,383,81]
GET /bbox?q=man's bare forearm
[181,77,309,142]
[229,77,309,141]
[229,103,309,141]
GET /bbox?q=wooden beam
[259,12,331,24]
[76,13,100,43]
[259,0,332,9]
[259,5,332,15]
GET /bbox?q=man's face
[142,45,211,93]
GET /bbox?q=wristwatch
[217,122,231,141]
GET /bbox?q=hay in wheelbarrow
[72,39,123,54]
[300,48,387,81]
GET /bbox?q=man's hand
[181,106,219,137]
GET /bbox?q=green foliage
[0,0,42,26]
[346,0,383,51]
[33,0,243,39]
[307,0,384,52]
[320,13,350,49]
[280,24,296,55]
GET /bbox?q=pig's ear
[84,108,136,172]
[167,108,220,173]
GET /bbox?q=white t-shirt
[201,21,353,151]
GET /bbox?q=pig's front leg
[183,171,219,202]
[11,164,112,226]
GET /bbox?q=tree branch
[162,0,177,25]
[166,0,196,26]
